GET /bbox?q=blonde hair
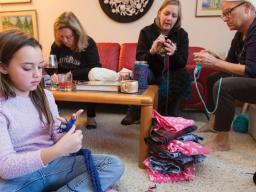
[54,12,88,51]
[155,0,182,30]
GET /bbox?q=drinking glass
[58,72,73,92]
[45,55,58,75]
[44,55,58,90]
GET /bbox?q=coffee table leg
[139,105,153,168]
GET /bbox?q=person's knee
[111,155,124,173]
[108,155,125,177]
[207,72,223,88]
[213,78,233,95]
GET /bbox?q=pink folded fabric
[152,110,195,132]
[166,140,209,155]
[144,159,195,183]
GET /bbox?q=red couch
[96,43,216,111]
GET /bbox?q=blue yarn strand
[83,149,103,192]
[193,64,222,115]
[60,118,103,192]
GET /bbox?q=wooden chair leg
[241,102,249,114]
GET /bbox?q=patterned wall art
[99,0,154,23]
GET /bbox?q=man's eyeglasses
[221,2,246,19]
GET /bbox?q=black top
[50,36,101,81]
[244,18,256,78]
[226,18,256,78]
[226,31,245,64]
[136,22,189,78]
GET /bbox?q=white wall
[0,0,235,57]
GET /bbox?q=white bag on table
[88,67,119,81]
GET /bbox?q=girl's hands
[57,109,84,123]
[53,125,83,156]
[41,109,84,164]
[54,109,84,156]
[53,109,84,156]
[41,125,83,165]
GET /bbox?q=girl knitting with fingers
[0,30,124,192]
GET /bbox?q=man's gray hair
[243,0,256,9]
[223,0,256,9]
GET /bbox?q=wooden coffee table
[52,85,158,168]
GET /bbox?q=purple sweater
[0,90,62,179]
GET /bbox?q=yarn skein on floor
[232,114,249,133]
[232,103,249,133]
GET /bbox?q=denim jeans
[0,154,124,192]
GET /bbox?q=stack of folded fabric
[144,110,209,183]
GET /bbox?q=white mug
[120,80,138,93]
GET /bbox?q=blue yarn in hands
[60,117,103,192]
[66,118,76,130]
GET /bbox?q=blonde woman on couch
[50,11,100,129]
[121,0,191,125]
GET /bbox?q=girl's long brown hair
[0,30,54,126]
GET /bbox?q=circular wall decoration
[99,0,154,23]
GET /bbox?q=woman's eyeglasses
[221,2,246,19]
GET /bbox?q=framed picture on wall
[0,0,31,4]
[196,0,222,17]
[0,10,38,39]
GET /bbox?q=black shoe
[86,117,97,129]
[253,171,256,184]
[121,110,140,125]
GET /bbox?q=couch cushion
[180,82,205,110]
[119,43,137,71]
[96,43,120,71]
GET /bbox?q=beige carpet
[58,102,256,192]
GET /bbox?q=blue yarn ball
[232,114,249,133]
